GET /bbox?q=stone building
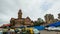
[44,14,54,23]
[10,9,33,27]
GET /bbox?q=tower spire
[18,9,22,19]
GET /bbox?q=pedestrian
[7,29,11,34]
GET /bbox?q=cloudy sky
[0,0,60,25]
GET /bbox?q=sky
[0,0,60,25]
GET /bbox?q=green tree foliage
[34,18,44,26]
[37,18,44,23]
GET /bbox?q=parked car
[45,26,59,31]
[56,27,60,31]
[33,28,40,34]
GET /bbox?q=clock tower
[18,9,22,19]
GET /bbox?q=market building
[10,9,33,27]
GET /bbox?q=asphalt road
[40,30,60,34]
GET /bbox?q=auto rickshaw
[21,27,34,34]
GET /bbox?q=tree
[37,18,44,23]
[34,18,44,26]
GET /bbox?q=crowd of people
[0,27,40,34]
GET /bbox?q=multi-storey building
[10,9,33,27]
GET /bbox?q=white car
[56,27,60,30]
[45,26,60,31]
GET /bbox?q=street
[40,30,60,34]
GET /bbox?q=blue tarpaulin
[47,21,60,27]
[34,26,45,30]
[15,26,25,28]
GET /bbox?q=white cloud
[45,0,60,18]
[0,0,60,25]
